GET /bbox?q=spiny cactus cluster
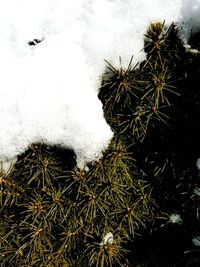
[0,140,154,266]
[0,22,200,266]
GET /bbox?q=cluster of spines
[0,137,155,266]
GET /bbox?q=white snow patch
[0,157,17,174]
[192,235,200,247]
[169,213,183,224]
[196,158,200,170]
[100,232,114,246]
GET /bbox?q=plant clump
[1,22,200,266]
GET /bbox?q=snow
[100,232,114,246]
[0,157,17,174]
[192,235,200,247]
[0,0,200,167]
[196,158,200,170]
[169,213,183,224]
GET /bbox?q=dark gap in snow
[28,37,44,46]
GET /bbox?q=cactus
[0,22,200,266]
